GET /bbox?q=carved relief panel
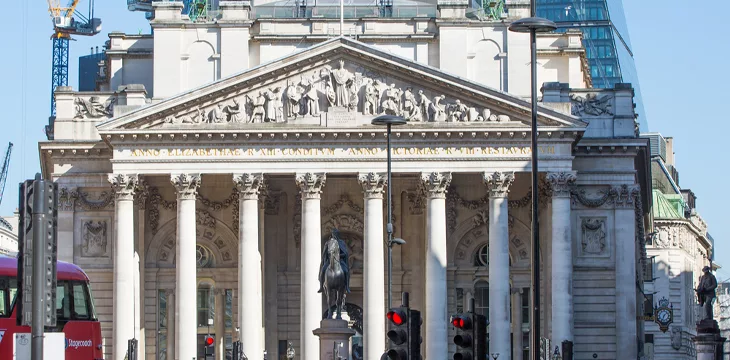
[573,212,614,267]
[74,216,113,265]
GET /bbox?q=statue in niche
[418,90,432,121]
[208,103,227,123]
[226,98,246,123]
[696,266,717,322]
[381,84,401,115]
[285,80,302,119]
[447,99,468,122]
[83,221,108,256]
[248,92,266,123]
[331,59,353,107]
[363,79,378,115]
[303,79,320,116]
[348,81,359,111]
[429,95,446,122]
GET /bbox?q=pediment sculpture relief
[160,59,513,127]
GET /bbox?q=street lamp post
[372,115,407,309]
[508,2,557,360]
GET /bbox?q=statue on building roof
[696,265,717,322]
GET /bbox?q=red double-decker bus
[0,254,103,359]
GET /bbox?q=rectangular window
[644,256,656,282]
[158,290,168,360]
[474,285,489,321]
[643,294,654,319]
[225,289,233,329]
[522,287,529,324]
[456,288,464,313]
[198,287,212,328]
[0,278,7,317]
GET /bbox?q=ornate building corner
[170,173,201,200]
[483,171,515,198]
[233,173,265,200]
[108,174,139,201]
[546,172,577,198]
[358,172,386,199]
[419,172,452,198]
[295,173,326,199]
[613,184,640,208]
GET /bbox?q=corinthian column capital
[108,174,139,201]
[483,171,515,198]
[419,172,452,199]
[170,173,201,200]
[546,172,577,198]
[358,172,387,199]
[295,173,326,199]
[233,173,265,200]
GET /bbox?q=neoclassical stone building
[39,1,652,359]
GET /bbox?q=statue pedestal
[693,320,727,360]
[313,319,356,360]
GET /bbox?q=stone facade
[40,2,651,360]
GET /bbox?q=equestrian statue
[318,228,351,319]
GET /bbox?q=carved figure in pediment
[382,84,401,116]
[226,98,246,123]
[348,81,359,111]
[447,100,468,122]
[247,92,267,123]
[267,87,284,122]
[363,79,378,115]
[208,103,227,123]
[325,81,336,107]
[429,95,446,122]
[402,87,422,122]
[570,93,613,116]
[418,90,432,121]
[480,108,492,122]
[467,107,479,122]
[303,81,320,117]
[285,81,302,119]
[331,60,353,107]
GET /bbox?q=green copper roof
[652,190,684,219]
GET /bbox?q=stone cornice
[653,218,711,250]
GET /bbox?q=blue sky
[2,1,727,279]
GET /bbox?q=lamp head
[508,17,558,33]
[371,115,407,126]
[391,238,406,246]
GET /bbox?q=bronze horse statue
[319,229,351,319]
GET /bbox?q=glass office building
[536,0,648,132]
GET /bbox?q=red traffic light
[451,315,472,329]
[387,310,407,326]
[205,336,214,346]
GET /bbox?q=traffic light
[386,308,409,359]
[205,335,215,347]
[385,292,422,360]
[451,312,487,360]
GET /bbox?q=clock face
[657,309,671,323]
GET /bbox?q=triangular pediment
[97,36,586,133]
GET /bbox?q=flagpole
[340,0,344,35]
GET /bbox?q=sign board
[13,332,65,360]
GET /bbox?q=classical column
[234,173,265,359]
[420,172,452,359]
[547,172,576,346]
[134,181,148,360]
[358,172,387,360]
[511,289,523,360]
[109,174,138,360]
[483,171,514,358]
[171,173,201,360]
[165,289,175,360]
[296,172,326,360]
[215,289,226,360]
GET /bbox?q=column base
[693,320,726,360]
[312,319,356,360]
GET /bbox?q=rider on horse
[318,228,351,293]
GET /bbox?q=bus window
[57,282,71,320]
[0,278,7,317]
[72,282,90,319]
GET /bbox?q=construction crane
[0,143,13,206]
[47,1,102,120]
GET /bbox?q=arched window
[474,280,489,320]
[196,244,214,268]
[474,244,489,267]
